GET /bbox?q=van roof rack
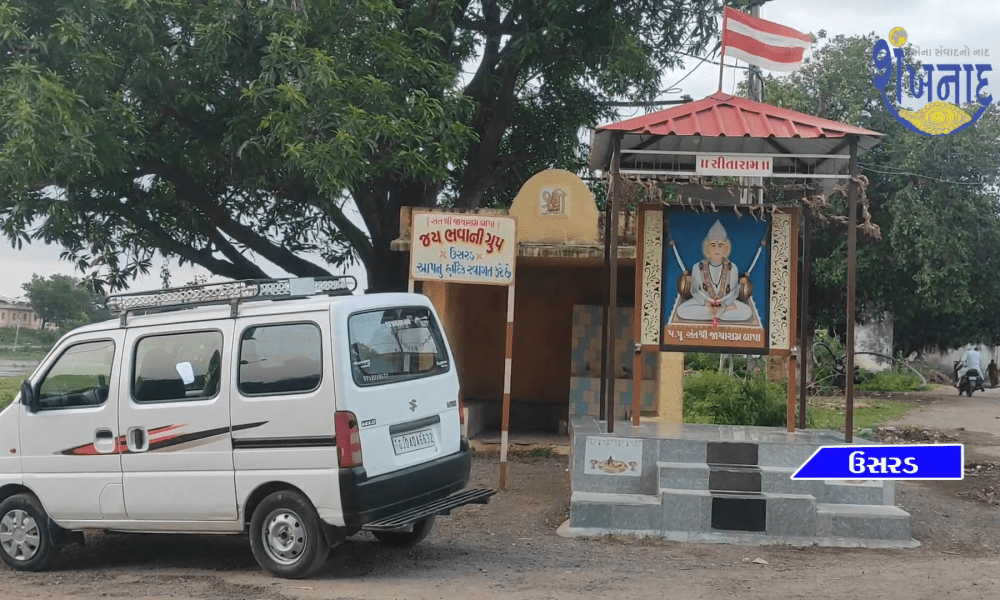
[105,276,358,325]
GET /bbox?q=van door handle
[94,429,117,454]
[126,427,149,452]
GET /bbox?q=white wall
[855,312,894,372]
[921,344,997,377]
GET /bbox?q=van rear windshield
[348,307,449,386]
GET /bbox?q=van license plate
[392,429,436,455]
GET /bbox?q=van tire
[249,490,329,579]
[0,493,61,572]
[373,516,436,548]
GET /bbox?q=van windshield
[348,307,449,386]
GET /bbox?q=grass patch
[0,377,21,411]
[807,396,916,435]
[513,447,556,458]
[856,370,927,392]
[0,326,58,346]
[0,348,50,361]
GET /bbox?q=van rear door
[340,303,460,478]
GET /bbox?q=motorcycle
[955,361,985,396]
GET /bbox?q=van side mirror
[20,380,37,413]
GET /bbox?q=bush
[684,371,741,419]
[685,352,750,375]
[684,371,788,427]
[685,352,720,372]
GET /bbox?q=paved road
[889,385,1000,457]
[0,358,37,378]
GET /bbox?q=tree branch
[304,195,375,267]
[141,159,332,277]
[117,202,268,280]
[210,230,271,278]
[456,63,520,208]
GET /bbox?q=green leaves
[763,34,1000,353]
[0,0,723,292]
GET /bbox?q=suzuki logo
[409,398,417,412]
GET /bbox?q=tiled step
[658,461,767,494]
[570,491,660,531]
[823,480,890,505]
[660,489,819,537]
[657,461,709,490]
[815,503,912,541]
[659,462,892,507]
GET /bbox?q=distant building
[0,295,49,330]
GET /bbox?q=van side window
[238,323,322,396]
[348,307,449,386]
[133,331,223,403]
[36,340,115,410]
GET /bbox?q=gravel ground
[4,391,1000,599]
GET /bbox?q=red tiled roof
[596,92,882,139]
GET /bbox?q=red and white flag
[721,7,814,72]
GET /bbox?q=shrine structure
[563,92,917,547]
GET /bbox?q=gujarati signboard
[661,207,771,353]
[409,212,517,286]
[696,154,774,177]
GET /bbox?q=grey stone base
[556,520,921,549]
[570,418,916,548]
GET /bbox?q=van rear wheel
[0,494,60,572]
[249,490,329,579]
[373,516,436,548]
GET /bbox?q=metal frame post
[604,134,623,433]
[845,136,859,443]
[499,284,516,490]
[798,207,812,429]
[632,207,645,427]
[599,179,612,422]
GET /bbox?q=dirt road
[4,393,1000,599]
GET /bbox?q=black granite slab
[706,442,759,466]
[711,497,767,532]
[709,468,762,494]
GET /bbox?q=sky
[2,0,997,300]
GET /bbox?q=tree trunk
[353,178,437,293]
[365,243,409,293]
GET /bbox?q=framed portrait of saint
[660,208,771,353]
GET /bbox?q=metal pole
[599,180,612,422]
[718,2,728,91]
[13,313,22,352]
[632,207,645,427]
[606,134,624,434]
[748,4,762,101]
[845,136,859,443]
[798,208,812,429]
[499,283,516,490]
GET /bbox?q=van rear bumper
[338,441,472,529]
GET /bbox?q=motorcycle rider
[958,345,985,392]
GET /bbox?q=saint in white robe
[676,259,752,322]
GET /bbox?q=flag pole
[718,3,727,92]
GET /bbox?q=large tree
[758,33,1000,356]
[0,0,728,292]
[21,273,108,329]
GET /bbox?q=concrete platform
[567,417,917,548]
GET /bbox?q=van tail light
[458,390,465,425]
[335,411,363,468]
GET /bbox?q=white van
[0,277,493,578]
